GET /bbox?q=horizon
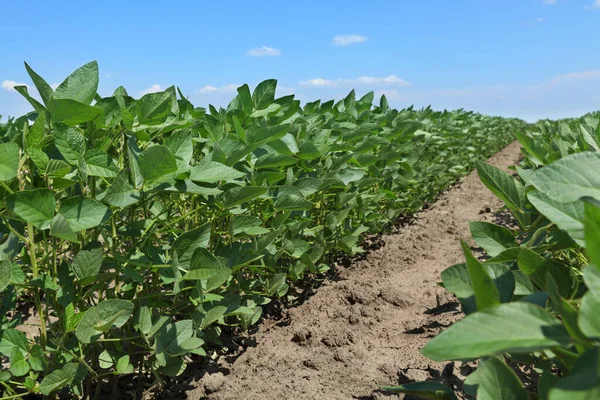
[1,0,600,123]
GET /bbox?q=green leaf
[138,145,178,185]
[53,61,99,104]
[72,244,103,281]
[528,191,585,246]
[579,266,600,339]
[250,103,281,118]
[461,241,500,311]
[75,299,135,344]
[58,196,110,232]
[164,130,194,168]
[154,319,194,366]
[0,329,28,356]
[221,186,268,208]
[9,346,30,377]
[584,202,600,268]
[84,149,118,178]
[469,222,517,257]
[24,62,54,105]
[382,382,457,400]
[13,85,47,115]
[136,90,172,125]
[28,344,45,371]
[252,79,277,110]
[39,363,87,396]
[548,347,600,400]
[172,222,212,269]
[0,261,11,293]
[274,186,313,210]
[189,161,245,183]
[421,302,569,361]
[6,189,56,230]
[517,248,574,298]
[103,172,141,208]
[49,99,102,125]
[0,142,20,181]
[50,214,80,243]
[187,248,231,292]
[54,124,86,164]
[476,162,525,211]
[476,357,528,400]
[231,215,269,236]
[45,159,71,178]
[527,152,600,203]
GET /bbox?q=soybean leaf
[9,346,30,377]
[54,124,86,165]
[84,149,118,178]
[189,161,245,183]
[548,347,600,400]
[72,244,103,281]
[103,172,141,208]
[172,222,212,269]
[58,197,110,232]
[476,357,528,400]
[0,261,12,293]
[138,145,178,185]
[579,266,600,339]
[274,186,313,210]
[6,189,56,230]
[221,186,268,208]
[0,329,28,356]
[164,130,193,168]
[53,61,99,104]
[49,99,102,125]
[39,363,87,396]
[421,302,569,361]
[24,62,54,105]
[461,241,500,311]
[526,152,600,203]
[584,202,600,268]
[50,214,80,243]
[469,222,517,257]
[528,191,585,246]
[252,79,277,110]
[0,142,19,181]
[75,299,135,344]
[476,162,525,211]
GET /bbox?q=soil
[171,141,524,400]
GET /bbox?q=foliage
[386,114,600,398]
[0,61,524,397]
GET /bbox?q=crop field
[0,61,599,400]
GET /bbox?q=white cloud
[375,89,407,102]
[276,86,296,96]
[584,0,600,8]
[246,46,281,57]
[1,80,29,93]
[536,17,545,23]
[332,34,368,46]
[105,73,113,79]
[544,0,557,4]
[299,75,411,88]
[138,84,162,96]
[549,69,600,84]
[197,84,240,94]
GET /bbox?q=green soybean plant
[385,116,600,399]
[0,60,524,398]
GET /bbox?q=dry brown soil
[186,141,523,400]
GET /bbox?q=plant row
[0,61,525,398]
[385,114,600,399]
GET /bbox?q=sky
[1,0,600,122]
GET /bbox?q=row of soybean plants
[385,113,600,399]
[0,61,524,397]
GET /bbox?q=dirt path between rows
[188,141,523,400]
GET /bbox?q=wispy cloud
[375,89,408,102]
[584,0,600,8]
[332,34,368,47]
[544,0,557,4]
[197,84,240,94]
[138,84,163,96]
[549,69,600,84]
[1,80,29,93]
[105,73,113,79]
[299,75,411,88]
[246,46,281,57]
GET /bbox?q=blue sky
[1,0,599,122]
